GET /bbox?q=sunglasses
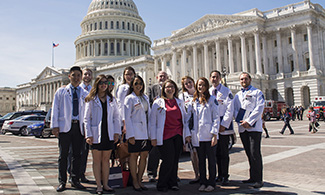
[134,82,143,86]
[108,81,114,86]
[98,81,108,85]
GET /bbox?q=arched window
[122,22,125,29]
[110,43,114,55]
[127,22,130,30]
[132,23,134,31]
[99,22,102,30]
[136,24,138,32]
[111,21,114,29]
[105,21,108,29]
[116,21,119,29]
[94,23,97,30]
[90,24,93,31]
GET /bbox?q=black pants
[147,146,160,178]
[216,134,230,179]
[58,123,84,184]
[280,121,294,134]
[240,131,263,182]
[197,141,216,186]
[157,135,182,190]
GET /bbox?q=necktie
[214,89,217,96]
[85,86,88,91]
[73,87,79,116]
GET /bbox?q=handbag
[116,133,130,160]
[108,160,124,188]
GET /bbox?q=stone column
[161,56,166,72]
[240,33,248,72]
[276,29,284,74]
[236,41,241,73]
[181,47,187,77]
[262,34,269,74]
[290,26,299,72]
[128,40,131,56]
[88,41,91,57]
[134,41,138,56]
[172,48,177,81]
[154,57,159,77]
[307,23,316,71]
[227,37,234,74]
[215,39,222,72]
[139,42,142,56]
[254,30,262,75]
[204,41,210,78]
[248,38,255,74]
[101,40,104,56]
[193,44,198,81]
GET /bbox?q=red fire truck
[264,100,287,121]
[309,96,325,120]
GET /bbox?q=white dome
[74,0,151,67]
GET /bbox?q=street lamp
[222,66,228,87]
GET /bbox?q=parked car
[28,122,46,138]
[0,110,47,130]
[2,115,46,136]
[42,108,53,137]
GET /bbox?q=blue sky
[0,0,323,87]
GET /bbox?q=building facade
[152,0,325,108]
[16,0,154,112]
[0,87,16,116]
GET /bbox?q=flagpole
[52,43,54,67]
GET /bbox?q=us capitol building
[16,0,325,111]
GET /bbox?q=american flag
[53,43,59,48]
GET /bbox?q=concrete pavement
[0,119,324,194]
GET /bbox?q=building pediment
[171,14,261,39]
[35,66,64,81]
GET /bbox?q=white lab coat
[116,84,129,121]
[51,84,88,135]
[191,96,220,147]
[209,85,235,135]
[149,98,191,146]
[233,85,265,133]
[84,95,121,144]
[124,92,151,140]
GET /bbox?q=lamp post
[222,66,228,87]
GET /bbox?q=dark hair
[193,77,211,105]
[127,75,145,96]
[210,70,221,78]
[240,72,251,79]
[181,76,195,92]
[123,66,136,84]
[85,74,112,102]
[69,66,82,74]
[106,74,115,81]
[161,79,179,99]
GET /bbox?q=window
[122,22,125,29]
[304,34,308,41]
[104,43,108,55]
[110,43,114,54]
[117,43,120,55]
[90,24,93,31]
[94,23,97,30]
[105,21,108,29]
[0,97,2,100]
[116,21,119,29]
[274,40,277,47]
[13,98,15,100]
[111,21,114,29]
[99,22,102,30]
[136,24,138,32]
[132,23,134,31]
[260,43,263,50]
[6,97,9,100]
[288,37,292,44]
[127,22,130,30]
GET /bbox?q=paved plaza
[0,119,325,195]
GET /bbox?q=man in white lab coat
[51,66,88,192]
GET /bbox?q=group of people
[51,65,266,193]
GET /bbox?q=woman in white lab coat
[84,74,121,194]
[124,75,151,191]
[191,77,219,192]
[149,79,191,192]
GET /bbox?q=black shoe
[221,178,229,186]
[56,183,66,192]
[250,181,264,188]
[242,179,254,183]
[216,177,222,182]
[71,181,86,189]
[157,187,168,192]
[290,132,294,135]
[133,185,142,192]
[265,135,270,138]
[177,177,181,182]
[140,186,148,191]
[80,176,90,183]
[189,178,200,184]
[279,131,284,135]
[171,186,179,191]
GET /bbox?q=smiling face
[82,70,92,84]
[69,70,82,87]
[164,82,176,99]
[239,73,251,88]
[197,79,207,95]
[107,78,114,93]
[210,71,221,87]
[133,78,143,95]
[184,78,194,91]
[124,69,135,84]
[98,78,108,94]
[157,71,168,84]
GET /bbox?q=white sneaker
[204,185,215,192]
[198,185,206,192]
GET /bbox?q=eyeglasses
[98,81,108,85]
[134,82,143,86]
[108,81,114,86]
[165,85,175,89]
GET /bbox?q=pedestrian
[209,70,234,186]
[279,108,294,135]
[262,110,270,138]
[179,76,199,184]
[84,74,120,194]
[146,71,168,182]
[124,75,151,191]
[233,72,265,188]
[191,77,219,192]
[51,66,88,192]
[149,79,191,192]
[308,106,318,133]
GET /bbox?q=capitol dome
[74,0,152,67]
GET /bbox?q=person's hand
[86,137,93,145]
[128,137,135,145]
[52,127,59,137]
[151,139,157,147]
[211,135,218,147]
[185,136,191,143]
[219,125,226,132]
[114,134,119,143]
[240,120,251,129]
[122,123,126,134]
